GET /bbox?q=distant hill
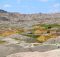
[0,9,60,28]
[0,9,7,13]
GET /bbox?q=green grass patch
[13,38,20,41]
[0,40,6,44]
[36,24,60,29]
[23,34,39,38]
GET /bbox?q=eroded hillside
[0,9,60,43]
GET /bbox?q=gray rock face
[7,49,60,57]
[31,45,60,52]
[0,44,31,57]
[0,45,15,57]
[44,36,60,44]
[0,44,60,57]
[0,17,9,21]
[5,34,37,43]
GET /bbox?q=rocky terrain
[0,9,60,28]
[7,49,60,57]
[0,9,60,57]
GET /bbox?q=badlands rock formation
[0,9,60,57]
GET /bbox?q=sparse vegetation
[13,38,20,41]
[0,23,59,43]
[0,11,60,43]
[0,40,6,44]
[23,24,60,43]
[0,9,60,57]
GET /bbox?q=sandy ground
[7,49,60,57]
